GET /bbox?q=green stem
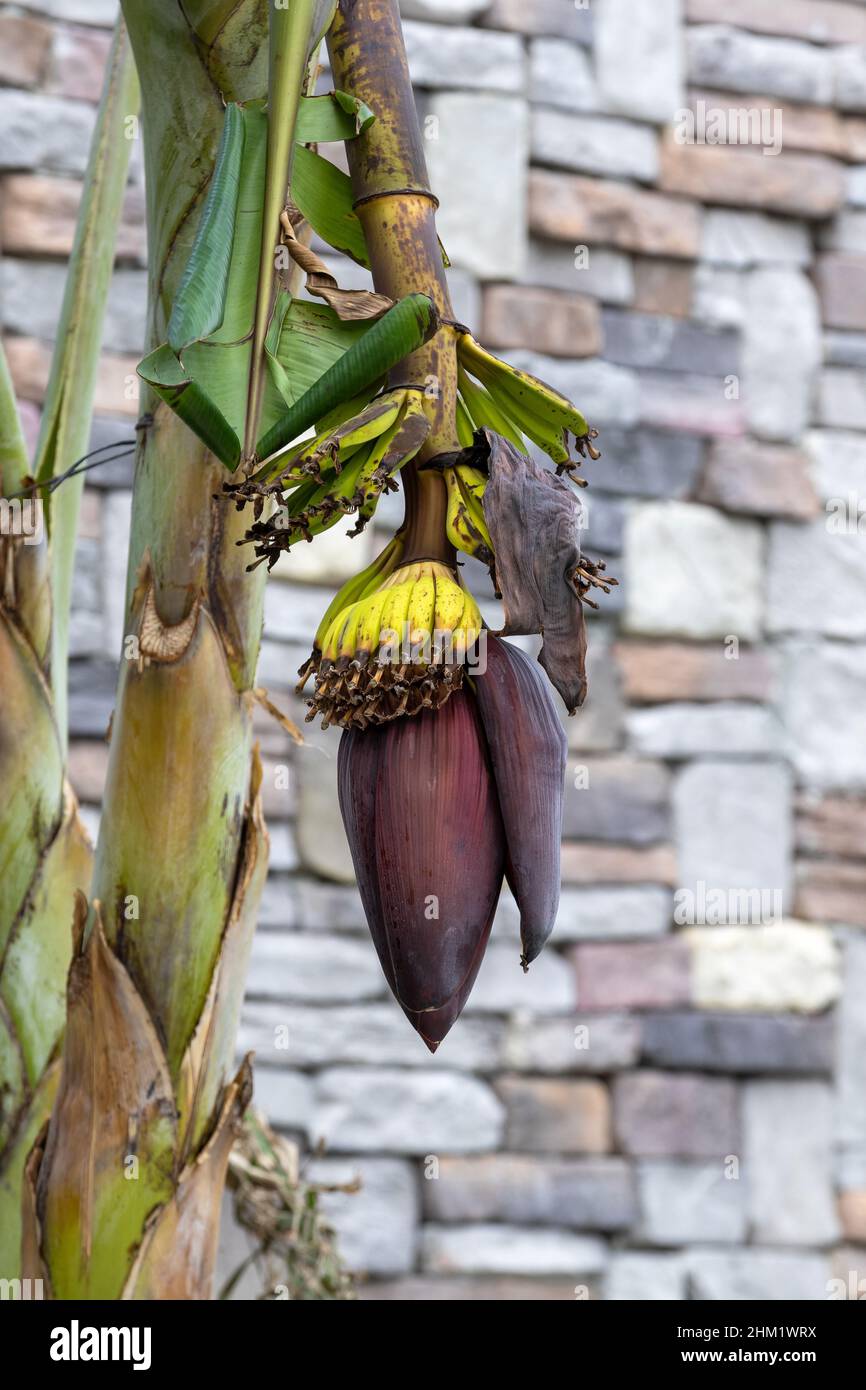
[245,0,320,461]
[33,23,139,749]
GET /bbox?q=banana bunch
[456,331,599,481]
[227,387,430,570]
[299,554,484,729]
[444,462,493,568]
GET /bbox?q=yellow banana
[445,467,493,561]
[312,535,404,652]
[377,579,414,661]
[354,588,392,660]
[407,573,436,652]
[433,568,467,634]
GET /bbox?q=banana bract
[338,635,566,1050]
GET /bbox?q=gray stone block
[836,42,866,112]
[85,417,137,488]
[700,209,811,268]
[520,238,634,306]
[627,702,780,758]
[636,1159,747,1245]
[425,93,528,279]
[251,1066,314,1136]
[743,1080,839,1244]
[554,885,672,941]
[818,366,866,429]
[401,0,487,20]
[641,1010,835,1074]
[779,639,866,789]
[529,38,598,113]
[420,1223,608,1276]
[240,1001,506,1072]
[823,331,866,366]
[836,932,866,1180]
[595,0,683,123]
[307,1157,419,1277]
[313,1069,505,1154]
[614,1071,740,1158]
[0,90,95,173]
[768,519,866,639]
[465,942,577,1014]
[423,1155,636,1230]
[562,756,671,845]
[624,501,764,641]
[503,1012,642,1074]
[673,760,792,907]
[404,20,526,93]
[806,429,866,500]
[692,265,745,328]
[14,0,117,19]
[590,429,705,498]
[605,1251,686,1301]
[67,659,115,737]
[601,310,739,375]
[246,932,386,1004]
[531,109,659,181]
[686,1247,831,1301]
[741,268,822,442]
[687,24,835,105]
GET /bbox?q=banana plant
[236,0,617,1050]
[20,0,616,1300]
[0,19,138,1281]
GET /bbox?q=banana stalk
[0,20,138,1282]
[22,0,319,1301]
[328,0,462,562]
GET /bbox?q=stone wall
[2,0,866,1300]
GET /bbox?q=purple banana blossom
[338,635,567,1051]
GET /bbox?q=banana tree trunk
[22,1,280,1301]
[328,0,460,562]
[0,22,137,1281]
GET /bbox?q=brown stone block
[1,174,146,262]
[572,938,692,1011]
[633,258,694,317]
[795,795,866,860]
[495,1076,612,1154]
[796,859,866,927]
[695,438,821,519]
[817,253,866,331]
[482,283,602,358]
[561,841,679,886]
[685,0,866,46]
[530,169,702,258]
[0,14,52,87]
[659,134,845,219]
[615,640,774,704]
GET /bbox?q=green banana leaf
[266,294,367,409]
[167,103,245,353]
[138,101,271,470]
[296,91,375,143]
[256,291,438,463]
[292,145,371,267]
[0,337,28,495]
[292,143,450,272]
